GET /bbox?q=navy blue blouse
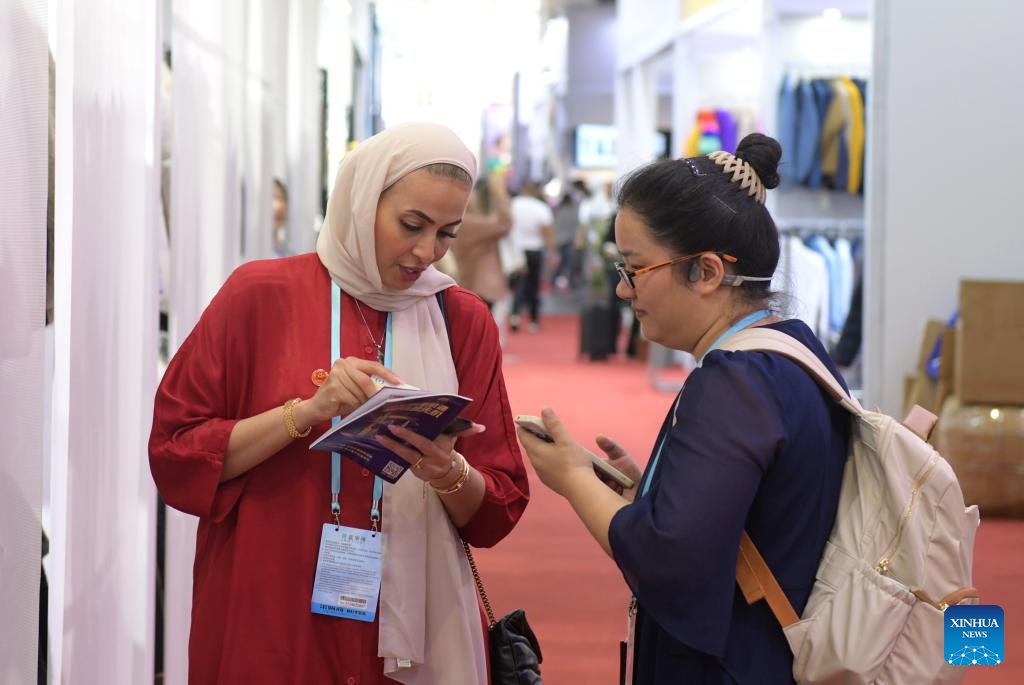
[609,319,850,684]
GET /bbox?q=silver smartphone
[514,414,635,489]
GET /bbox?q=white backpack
[722,328,980,685]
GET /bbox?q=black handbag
[463,542,544,685]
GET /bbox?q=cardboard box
[904,319,954,419]
[935,396,1024,517]
[955,280,1024,406]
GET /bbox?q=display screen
[574,124,670,168]
[574,124,618,168]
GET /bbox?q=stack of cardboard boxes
[910,281,1024,517]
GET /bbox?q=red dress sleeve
[444,287,530,547]
[149,270,247,521]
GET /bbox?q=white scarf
[315,122,487,684]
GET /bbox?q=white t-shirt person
[509,194,554,252]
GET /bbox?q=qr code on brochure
[381,461,404,480]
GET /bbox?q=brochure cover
[309,381,472,483]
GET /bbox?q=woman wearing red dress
[150,122,529,684]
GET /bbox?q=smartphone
[515,415,635,489]
[442,416,474,435]
[514,414,555,443]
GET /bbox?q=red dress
[149,253,529,684]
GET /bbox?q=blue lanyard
[639,309,771,497]
[639,393,683,498]
[331,282,385,528]
[697,309,771,367]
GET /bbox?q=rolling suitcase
[579,303,618,361]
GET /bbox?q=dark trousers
[512,250,544,323]
[550,243,575,285]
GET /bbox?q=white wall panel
[865,1,1024,413]
[614,63,657,177]
[170,0,246,346]
[0,0,47,682]
[617,0,680,69]
[49,0,161,682]
[285,0,323,252]
[242,0,279,260]
[318,0,354,192]
[566,4,616,128]
[164,2,310,681]
[166,4,246,680]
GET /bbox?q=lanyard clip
[370,501,380,535]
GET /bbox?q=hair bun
[735,133,782,190]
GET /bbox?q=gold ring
[413,457,425,469]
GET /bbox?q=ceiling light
[823,8,842,21]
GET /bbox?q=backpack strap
[721,328,864,417]
[722,327,855,630]
[736,531,800,628]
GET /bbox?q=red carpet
[475,313,1023,684]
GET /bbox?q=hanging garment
[777,74,800,186]
[773,235,830,340]
[838,76,866,194]
[684,125,701,158]
[819,79,850,187]
[793,78,822,186]
[697,109,723,155]
[808,80,835,189]
[805,235,843,336]
[833,237,855,330]
[715,108,738,154]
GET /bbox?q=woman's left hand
[377,421,485,483]
[517,408,594,496]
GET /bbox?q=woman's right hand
[594,435,642,501]
[293,357,402,430]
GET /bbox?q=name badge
[311,524,382,622]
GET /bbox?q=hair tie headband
[707,151,766,205]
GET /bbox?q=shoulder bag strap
[462,542,498,627]
[435,290,450,338]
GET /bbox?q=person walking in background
[449,170,514,339]
[550,191,579,292]
[508,180,555,332]
[518,134,849,683]
[149,122,530,684]
[602,211,642,357]
[550,182,584,291]
[272,178,291,257]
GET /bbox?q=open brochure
[309,377,472,483]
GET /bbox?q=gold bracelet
[283,398,311,438]
[431,452,471,495]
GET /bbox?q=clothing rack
[781,64,871,81]
[776,220,864,240]
[774,220,863,348]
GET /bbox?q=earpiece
[688,261,702,282]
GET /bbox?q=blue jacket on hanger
[777,74,800,186]
[793,79,822,185]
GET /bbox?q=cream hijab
[316,122,486,684]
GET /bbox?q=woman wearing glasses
[518,133,850,684]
